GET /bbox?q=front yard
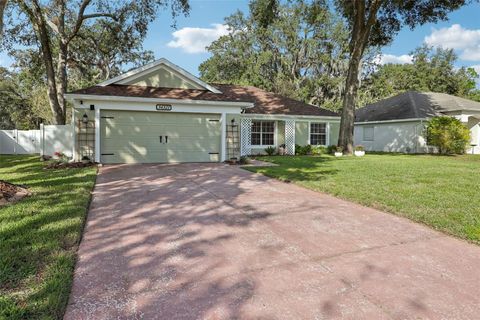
[0,155,96,319]
[245,154,480,243]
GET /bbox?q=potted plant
[354,145,365,157]
[278,144,286,155]
[334,146,343,157]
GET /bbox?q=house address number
[156,104,173,111]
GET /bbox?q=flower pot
[278,147,285,156]
[334,152,343,157]
[354,150,365,157]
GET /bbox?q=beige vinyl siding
[120,65,203,89]
[295,122,309,145]
[100,110,220,163]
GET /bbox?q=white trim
[94,108,100,163]
[307,121,311,145]
[71,109,76,160]
[74,103,243,115]
[327,122,331,145]
[220,113,226,162]
[355,118,425,125]
[96,58,222,94]
[242,113,340,120]
[65,93,253,108]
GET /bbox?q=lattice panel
[240,118,252,156]
[285,119,296,155]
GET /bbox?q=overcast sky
[1,0,479,81]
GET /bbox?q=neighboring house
[354,91,480,154]
[65,58,340,163]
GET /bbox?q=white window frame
[308,122,329,146]
[250,120,276,147]
[363,126,374,141]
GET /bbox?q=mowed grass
[245,154,480,243]
[0,155,97,319]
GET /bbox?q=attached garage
[100,111,221,164]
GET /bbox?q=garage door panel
[100,110,221,163]
[103,125,220,138]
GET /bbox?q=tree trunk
[27,0,65,124]
[338,49,362,154]
[57,1,68,123]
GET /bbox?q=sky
[1,0,480,80]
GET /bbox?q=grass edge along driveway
[0,155,97,319]
[245,154,480,244]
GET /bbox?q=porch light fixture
[82,113,89,124]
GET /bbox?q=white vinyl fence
[0,124,74,157]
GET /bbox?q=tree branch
[0,0,7,41]
[67,0,117,44]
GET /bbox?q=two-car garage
[100,110,221,164]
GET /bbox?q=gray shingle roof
[355,91,480,122]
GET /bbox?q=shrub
[311,145,327,155]
[264,146,276,156]
[355,145,364,151]
[53,151,69,163]
[239,156,251,164]
[425,116,471,154]
[295,144,312,155]
[326,145,337,154]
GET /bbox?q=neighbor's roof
[69,83,338,117]
[355,91,480,122]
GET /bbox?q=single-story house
[65,58,340,163]
[354,91,480,154]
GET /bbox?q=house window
[310,123,327,145]
[251,121,275,146]
[363,126,374,141]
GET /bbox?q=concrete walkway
[65,163,480,319]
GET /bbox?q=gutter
[354,118,426,125]
[64,93,254,108]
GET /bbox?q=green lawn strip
[0,155,97,319]
[244,154,480,243]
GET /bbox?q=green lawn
[0,155,97,319]
[245,154,480,243]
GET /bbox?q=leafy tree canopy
[1,0,190,124]
[199,0,357,111]
[360,45,480,105]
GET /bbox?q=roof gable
[97,58,222,93]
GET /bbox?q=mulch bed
[0,180,30,206]
[44,161,96,170]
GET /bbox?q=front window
[310,123,327,145]
[363,126,374,141]
[251,121,275,146]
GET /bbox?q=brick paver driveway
[65,163,480,319]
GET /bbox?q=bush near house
[264,146,276,156]
[425,116,471,154]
